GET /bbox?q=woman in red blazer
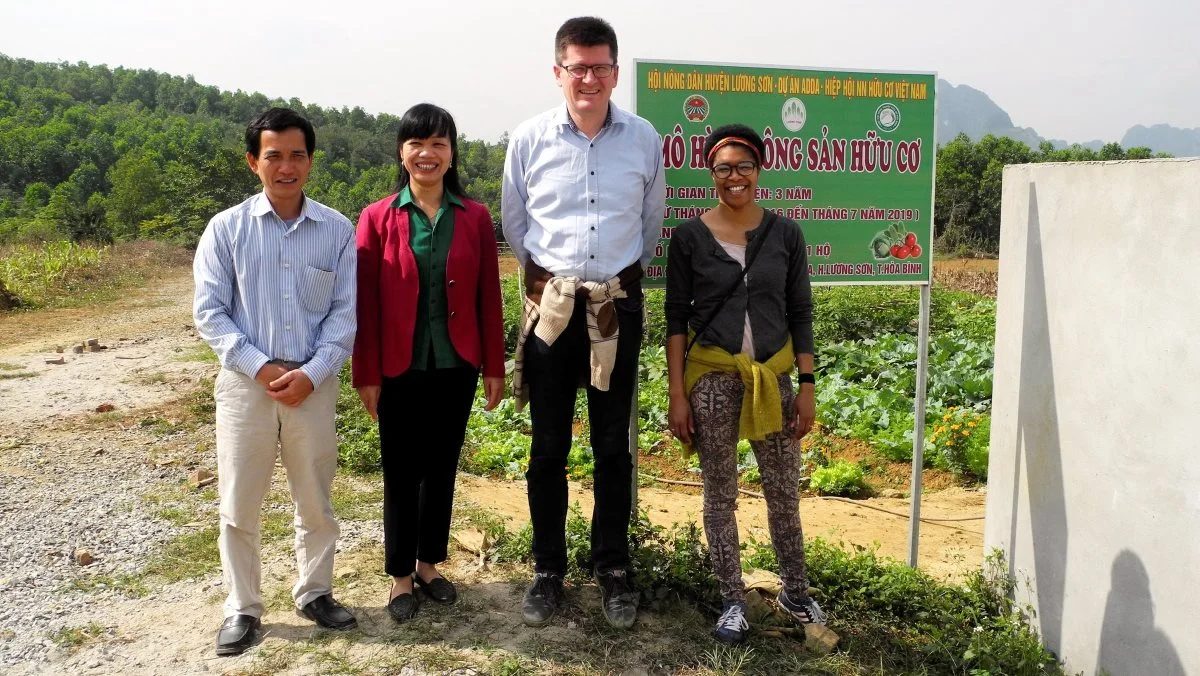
[352,104,505,623]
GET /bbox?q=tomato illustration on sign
[869,223,924,262]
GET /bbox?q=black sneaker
[713,602,750,645]
[522,572,564,627]
[595,569,638,629]
[777,587,827,626]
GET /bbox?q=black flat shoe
[215,614,260,656]
[387,592,420,622]
[299,594,358,630]
[413,572,457,604]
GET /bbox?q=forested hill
[0,54,505,245]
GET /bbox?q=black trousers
[523,293,643,574]
[379,366,478,578]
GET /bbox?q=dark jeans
[524,293,643,574]
[379,366,479,578]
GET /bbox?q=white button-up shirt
[192,192,356,388]
[502,103,666,282]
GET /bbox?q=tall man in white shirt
[502,16,666,629]
[193,108,358,656]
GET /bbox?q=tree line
[0,55,1168,253]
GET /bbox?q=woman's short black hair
[245,107,315,158]
[555,16,618,63]
[703,124,766,168]
[395,103,467,198]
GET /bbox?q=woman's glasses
[711,161,758,179]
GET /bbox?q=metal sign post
[907,283,932,567]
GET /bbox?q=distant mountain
[935,79,1198,157]
[1121,124,1200,158]
[936,79,1043,148]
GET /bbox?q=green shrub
[493,509,1063,675]
[0,240,105,307]
[811,285,995,345]
[493,506,719,607]
[809,460,867,497]
[752,540,1063,674]
[335,363,380,473]
[643,287,666,348]
[493,521,533,563]
[500,273,523,356]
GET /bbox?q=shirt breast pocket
[300,265,335,313]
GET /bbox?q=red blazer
[352,194,506,387]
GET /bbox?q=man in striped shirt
[193,107,358,656]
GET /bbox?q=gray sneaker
[521,572,564,627]
[595,569,638,629]
[777,587,827,626]
[713,602,750,645]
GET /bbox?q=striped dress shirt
[502,103,666,282]
[193,192,357,389]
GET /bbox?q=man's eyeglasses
[559,63,616,79]
[711,161,758,179]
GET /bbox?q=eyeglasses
[558,63,616,79]
[711,161,758,179]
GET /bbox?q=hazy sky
[1,0,1195,143]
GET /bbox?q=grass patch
[68,573,149,598]
[137,372,169,385]
[0,361,22,370]
[141,524,221,583]
[330,474,384,521]
[0,370,36,380]
[232,643,301,675]
[171,343,219,364]
[700,644,757,674]
[48,621,109,650]
[0,240,192,312]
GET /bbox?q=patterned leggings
[690,371,809,605]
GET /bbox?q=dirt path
[456,476,984,581]
[0,266,986,674]
[0,274,206,426]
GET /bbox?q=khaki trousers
[213,367,340,619]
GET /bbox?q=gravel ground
[0,426,190,669]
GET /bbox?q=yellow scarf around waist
[680,336,795,456]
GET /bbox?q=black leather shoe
[521,572,564,627]
[387,592,420,622]
[596,569,639,629]
[413,572,457,604]
[299,594,358,630]
[215,614,260,656]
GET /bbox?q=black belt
[267,359,308,371]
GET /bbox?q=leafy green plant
[809,460,867,497]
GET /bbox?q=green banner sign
[634,60,936,286]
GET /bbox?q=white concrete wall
[985,159,1200,676]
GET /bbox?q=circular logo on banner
[875,103,901,132]
[683,94,709,122]
[781,97,807,132]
